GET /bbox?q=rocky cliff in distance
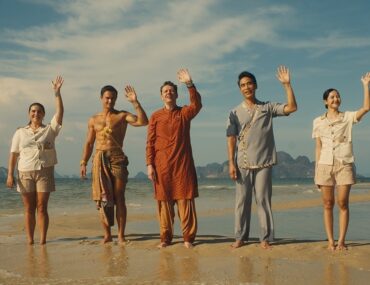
[196,151,315,179]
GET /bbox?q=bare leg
[21,193,37,245]
[321,186,336,250]
[36,192,51,245]
[336,185,351,250]
[113,177,127,243]
[101,223,113,244]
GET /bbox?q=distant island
[0,151,365,181]
[135,151,315,179]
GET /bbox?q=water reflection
[26,245,50,278]
[102,244,128,277]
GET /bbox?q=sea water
[0,178,369,241]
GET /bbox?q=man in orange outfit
[146,68,202,248]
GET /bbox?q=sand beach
[1,179,370,284]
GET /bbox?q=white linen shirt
[10,115,62,171]
[312,111,358,165]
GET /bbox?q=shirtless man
[80,85,148,243]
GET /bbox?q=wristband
[186,81,194,88]
[80,160,87,166]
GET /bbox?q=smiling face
[324,90,341,110]
[101,91,117,110]
[28,104,45,125]
[239,76,257,101]
[161,84,178,106]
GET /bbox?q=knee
[24,207,36,216]
[323,199,335,210]
[37,204,48,215]
[337,199,349,211]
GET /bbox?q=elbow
[134,118,149,127]
[285,105,297,115]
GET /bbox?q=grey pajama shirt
[226,100,287,242]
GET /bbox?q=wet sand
[1,194,370,284]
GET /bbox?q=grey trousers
[234,167,274,242]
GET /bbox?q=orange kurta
[146,86,202,201]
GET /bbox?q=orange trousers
[157,199,197,243]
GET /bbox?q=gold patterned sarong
[91,149,129,226]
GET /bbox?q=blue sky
[1,0,370,176]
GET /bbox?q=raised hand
[124,85,138,103]
[52,75,64,93]
[276,66,291,85]
[177,68,192,84]
[361,72,370,85]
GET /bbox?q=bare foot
[102,236,113,244]
[327,241,336,251]
[336,243,348,251]
[184,242,194,248]
[28,239,34,245]
[118,236,126,244]
[231,240,245,248]
[260,240,271,249]
[39,240,46,245]
[157,242,169,248]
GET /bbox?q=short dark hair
[160,81,177,94]
[323,88,340,109]
[237,71,257,87]
[100,85,118,98]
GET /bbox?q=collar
[320,112,344,121]
[242,99,262,109]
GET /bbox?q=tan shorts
[17,166,56,193]
[315,161,355,186]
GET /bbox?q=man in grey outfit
[226,66,297,249]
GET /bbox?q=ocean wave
[127,203,142,208]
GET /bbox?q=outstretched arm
[124,85,149,127]
[52,75,64,125]
[276,66,297,115]
[356,72,370,121]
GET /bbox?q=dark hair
[100,85,118,98]
[323,88,340,109]
[237,71,257,87]
[28,102,45,125]
[28,102,45,114]
[160,81,177,94]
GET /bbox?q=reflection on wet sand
[102,244,128,277]
[26,245,50,278]
[158,250,200,283]
[324,260,349,285]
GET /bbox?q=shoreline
[1,189,370,284]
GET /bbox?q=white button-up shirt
[10,115,62,171]
[312,111,358,165]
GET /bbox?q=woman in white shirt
[312,72,370,250]
[6,76,64,245]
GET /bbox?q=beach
[1,178,370,284]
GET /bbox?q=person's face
[239,77,257,100]
[325,90,341,110]
[101,91,117,110]
[29,105,45,124]
[161,85,178,105]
